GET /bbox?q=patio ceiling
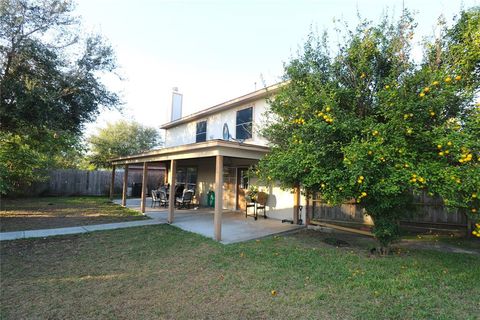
[110,139,270,165]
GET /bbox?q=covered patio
[115,198,303,244]
[110,140,303,242]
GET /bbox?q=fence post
[466,217,472,238]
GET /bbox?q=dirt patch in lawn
[0,197,147,232]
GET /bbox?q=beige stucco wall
[253,180,307,222]
[164,98,270,148]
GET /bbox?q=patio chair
[158,190,168,207]
[159,185,170,200]
[174,184,185,198]
[245,199,257,220]
[151,190,161,208]
[176,189,194,209]
[256,192,268,219]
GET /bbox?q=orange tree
[258,8,480,248]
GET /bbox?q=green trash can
[207,190,215,208]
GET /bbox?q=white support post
[214,155,224,241]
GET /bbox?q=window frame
[196,120,207,143]
[235,106,253,140]
[175,166,198,192]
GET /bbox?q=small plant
[245,185,259,202]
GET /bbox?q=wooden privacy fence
[45,169,164,196]
[310,192,468,234]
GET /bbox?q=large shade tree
[87,120,161,169]
[0,0,120,194]
[258,8,480,248]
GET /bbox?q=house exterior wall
[164,91,302,223]
[172,160,303,222]
[164,98,269,148]
[176,158,216,207]
[253,180,307,222]
[165,94,306,221]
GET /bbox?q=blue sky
[76,0,479,135]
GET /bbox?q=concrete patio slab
[117,198,304,244]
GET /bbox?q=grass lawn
[1,226,478,320]
[0,197,147,232]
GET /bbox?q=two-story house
[110,83,306,241]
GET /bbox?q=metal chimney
[171,87,183,121]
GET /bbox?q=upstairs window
[196,120,207,143]
[236,107,252,140]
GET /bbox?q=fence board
[44,169,164,196]
[311,192,468,233]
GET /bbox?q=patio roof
[109,140,279,242]
[110,139,270,165]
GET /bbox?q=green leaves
[259,7,480,244]
[0,132,48,194]
[0,0,121,194]
[0,128,85,195]
[0,0,120,135]
[87,120,161,169]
